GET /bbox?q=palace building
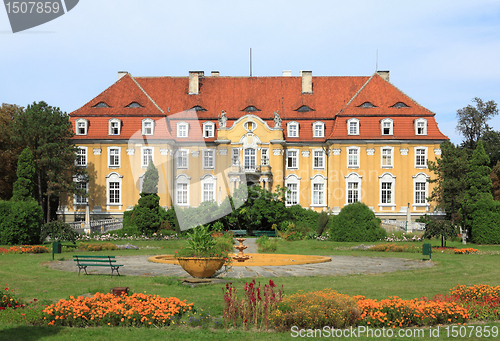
[61,70,448,224]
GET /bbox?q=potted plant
[175,225,232,278]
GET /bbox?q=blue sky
[2,0,500,144]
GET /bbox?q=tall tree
[491,161,500,201]
[9,101,86,223]
[427,141,468,225]
[456,97,498,152]
[0,103,22,200]
[482,129,500,168]
[141,162,159,195]
[12,147,35,201]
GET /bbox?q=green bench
[253,231,276,237]
[73,255,123,277]
[229,230,247,237]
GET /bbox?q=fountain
[232,238,250,262]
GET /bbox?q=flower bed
[369,243,420,253]
[1,285,25,310]
[42,292,194,327]
[0,245,48,254]
[454,248,479,254]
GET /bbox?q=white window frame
[231,148,240,166]
[286,149,299,169]
[203,122,215,138]
[108,118,121,136]
[106,172,123,206]
[177,122,189,138]
[176,149,189,169]
[284,174,301,207]
[141,147,154,168]
[415,118,427,136]
[347,118,359,135]
[76,147,87,167]
[175,174,190,206]
[310,174,327,207]
[244,148,256,171]
[203,149,215,169]
[380,118,393,135]
[75,118,88,135]
[347,146,360,168]
[287,121,299,138]
[142,118,154,136]
[244,121,256,132]
[415,147,428,168]
[261,148,269,166]
[313,121,325,138]
[345,172,362,205]
[74,179,88,205]
[379,172,396,208]
[381,146,394,168]
[413,172,430,208]
[312,149,325,169]
[200,174,217,203]
[108,146,121,168]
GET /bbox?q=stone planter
[176,257,225,278]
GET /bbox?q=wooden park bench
[73,255,123,277]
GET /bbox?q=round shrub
[329,202,386,242]
[0,200,43,245]
[41,221,78,243]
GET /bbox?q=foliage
[329,202,386,242]
[223,279,284,330]
[1,285,25,310]
[316,211,329,236]
[77,242,118,251]
[41,220,78,243]
[175,225,232,260]
[483,130,500,167]
[132,194,164,236]
[491,161,500,200]
[369,244,420,253]
[273,221,309,241]
[464,141,500,244]
[255,235,278,252]
[0,199,43,245]
[456,97,499,152]
[12,147,35,202]
[42,292,194,327]
[0,245,48,254]
[9,101,88,223]
[141,162,159,195]
[272,288,360,331]
[428,141,468,223]
[383,232,422,242]
[419,216,457,247]
[0,103,22,200]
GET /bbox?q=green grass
[1,238,500,340]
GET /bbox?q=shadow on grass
[0,325,63,341]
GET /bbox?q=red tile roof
[69,73,448,142]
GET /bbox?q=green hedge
[0,200,43,245]
[329,202,386,242]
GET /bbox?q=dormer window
[126,102,143,108]
[296,105,313,112]
[287,121,299,138]
[313,121,325,138]
[93,102,110,108]
[392,102,410,108]
[177,122,189,138]
[415,118,427,135]
[381,118,393,135]
[191,105,207,112]
[359,102,376,108]
[75,118,88,135]
[243,106,260,113]
[347,118,359,135]
[108,119,121,135]
[203,121,215,138]
[244,121,256,132]
[142,119,154,135]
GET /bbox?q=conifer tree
[141,161,159,195]
[133,162,163,235]
[12,147,35,201]
[491,161,500,201]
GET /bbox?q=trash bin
[422,243,431,260]
[52,242,62,254]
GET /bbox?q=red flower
[269,280,275,288]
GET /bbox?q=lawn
[1,237,499,341]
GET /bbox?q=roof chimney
[118,71,128,80]
[376,70,390,82]
[301,70,312,93]
[282,70,292,77]
[211,71,220,77]
[189,71,204,95]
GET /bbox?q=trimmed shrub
[77,243,118,251]
[0,200,43,245]
[41,221,78,243]
[133,194,163,236]
[256,235,278,252]
[329,202,386,242]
